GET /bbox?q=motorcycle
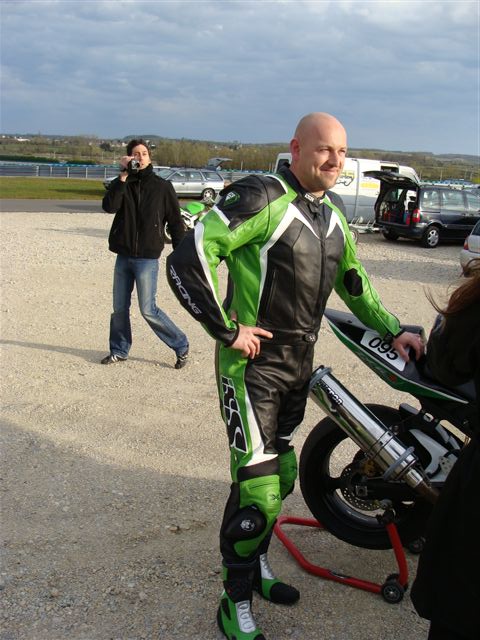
[299,308,476,551]
[164,198,213,243]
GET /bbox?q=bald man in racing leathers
[166,113,423,640]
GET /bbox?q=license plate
[360,331,406,372]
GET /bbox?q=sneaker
[174,348,189,369]
[101,354,127,365]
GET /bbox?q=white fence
[0,161,256,183]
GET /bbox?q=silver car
[159,168,224,200]
[460,219,480,271]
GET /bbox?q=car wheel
[349,227,359,244]
[201,188,215,201]
[421,226,440,248]
[382,229,398,241]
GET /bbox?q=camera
[127,159,140,173]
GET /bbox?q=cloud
[1,0,478,153]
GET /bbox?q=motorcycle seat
[418,359,476,404]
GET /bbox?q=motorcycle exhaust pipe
[309,366,438,504]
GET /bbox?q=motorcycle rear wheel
[299,404,433,550]
[164,221,187,244]
[164,223,173,244]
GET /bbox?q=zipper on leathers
[135,181,141,255]
[309,202,326,329]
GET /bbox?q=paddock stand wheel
[273,509,409,605]
[381,574,405,604]
[406,537,425,555]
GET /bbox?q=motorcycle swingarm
[351,477,422,503]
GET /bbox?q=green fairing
[182,201,206,216]
[330,323,457,400]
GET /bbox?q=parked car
[104,167,224,199]
[460,219,480,271]
[158,168,224,200]
[366,170,480,248]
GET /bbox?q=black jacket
[102,164,185,258]
[411,301,480,639]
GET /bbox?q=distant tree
[0,134,477,181]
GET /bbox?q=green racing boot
[217,564,266,640]
[253,553,300,605]
[217,592,266,640]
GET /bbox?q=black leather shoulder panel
[217,175,287,228]
[325,189,347,215]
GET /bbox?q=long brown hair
[428,258,480,316]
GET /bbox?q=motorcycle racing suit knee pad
[224,474,282,559]
[278,449,298,499]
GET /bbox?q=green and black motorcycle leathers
[167,166,402,566]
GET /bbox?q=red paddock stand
[273,510,409,604]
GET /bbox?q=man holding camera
[101,139,189,369]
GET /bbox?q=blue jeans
[109,255,188,359]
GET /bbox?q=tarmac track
[0,199,104,213]
[0,198,193,214]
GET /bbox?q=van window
[406,191,417,211]
[276,158,290,171]
[441,190,465,211]
[420,190,440,209]
[465,192,480,212]
[204,171,220,181]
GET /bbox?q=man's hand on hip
[230,324,273,359]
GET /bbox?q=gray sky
[1,0,479,154]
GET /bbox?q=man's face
[290,118,347,196]
[131,144,151,170]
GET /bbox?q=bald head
[294,112,345,143]
[290,112,347,196]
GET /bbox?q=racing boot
[217,564,266,640]
[253,535,300,605]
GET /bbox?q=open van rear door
[363,170,420,220]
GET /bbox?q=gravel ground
[0,206,464,639]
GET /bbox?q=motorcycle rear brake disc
[340,463,380,511]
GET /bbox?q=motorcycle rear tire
[299,404,433,550]
[164,220,188,244]
[164,223,173,244]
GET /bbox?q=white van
[273,153,419,223]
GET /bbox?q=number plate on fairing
[360,331,406,372]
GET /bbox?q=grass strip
[0,177,105,200]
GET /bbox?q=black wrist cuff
[223,321,240,347]
[384,328,405,343]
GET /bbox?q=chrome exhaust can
[309,366,438,503]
